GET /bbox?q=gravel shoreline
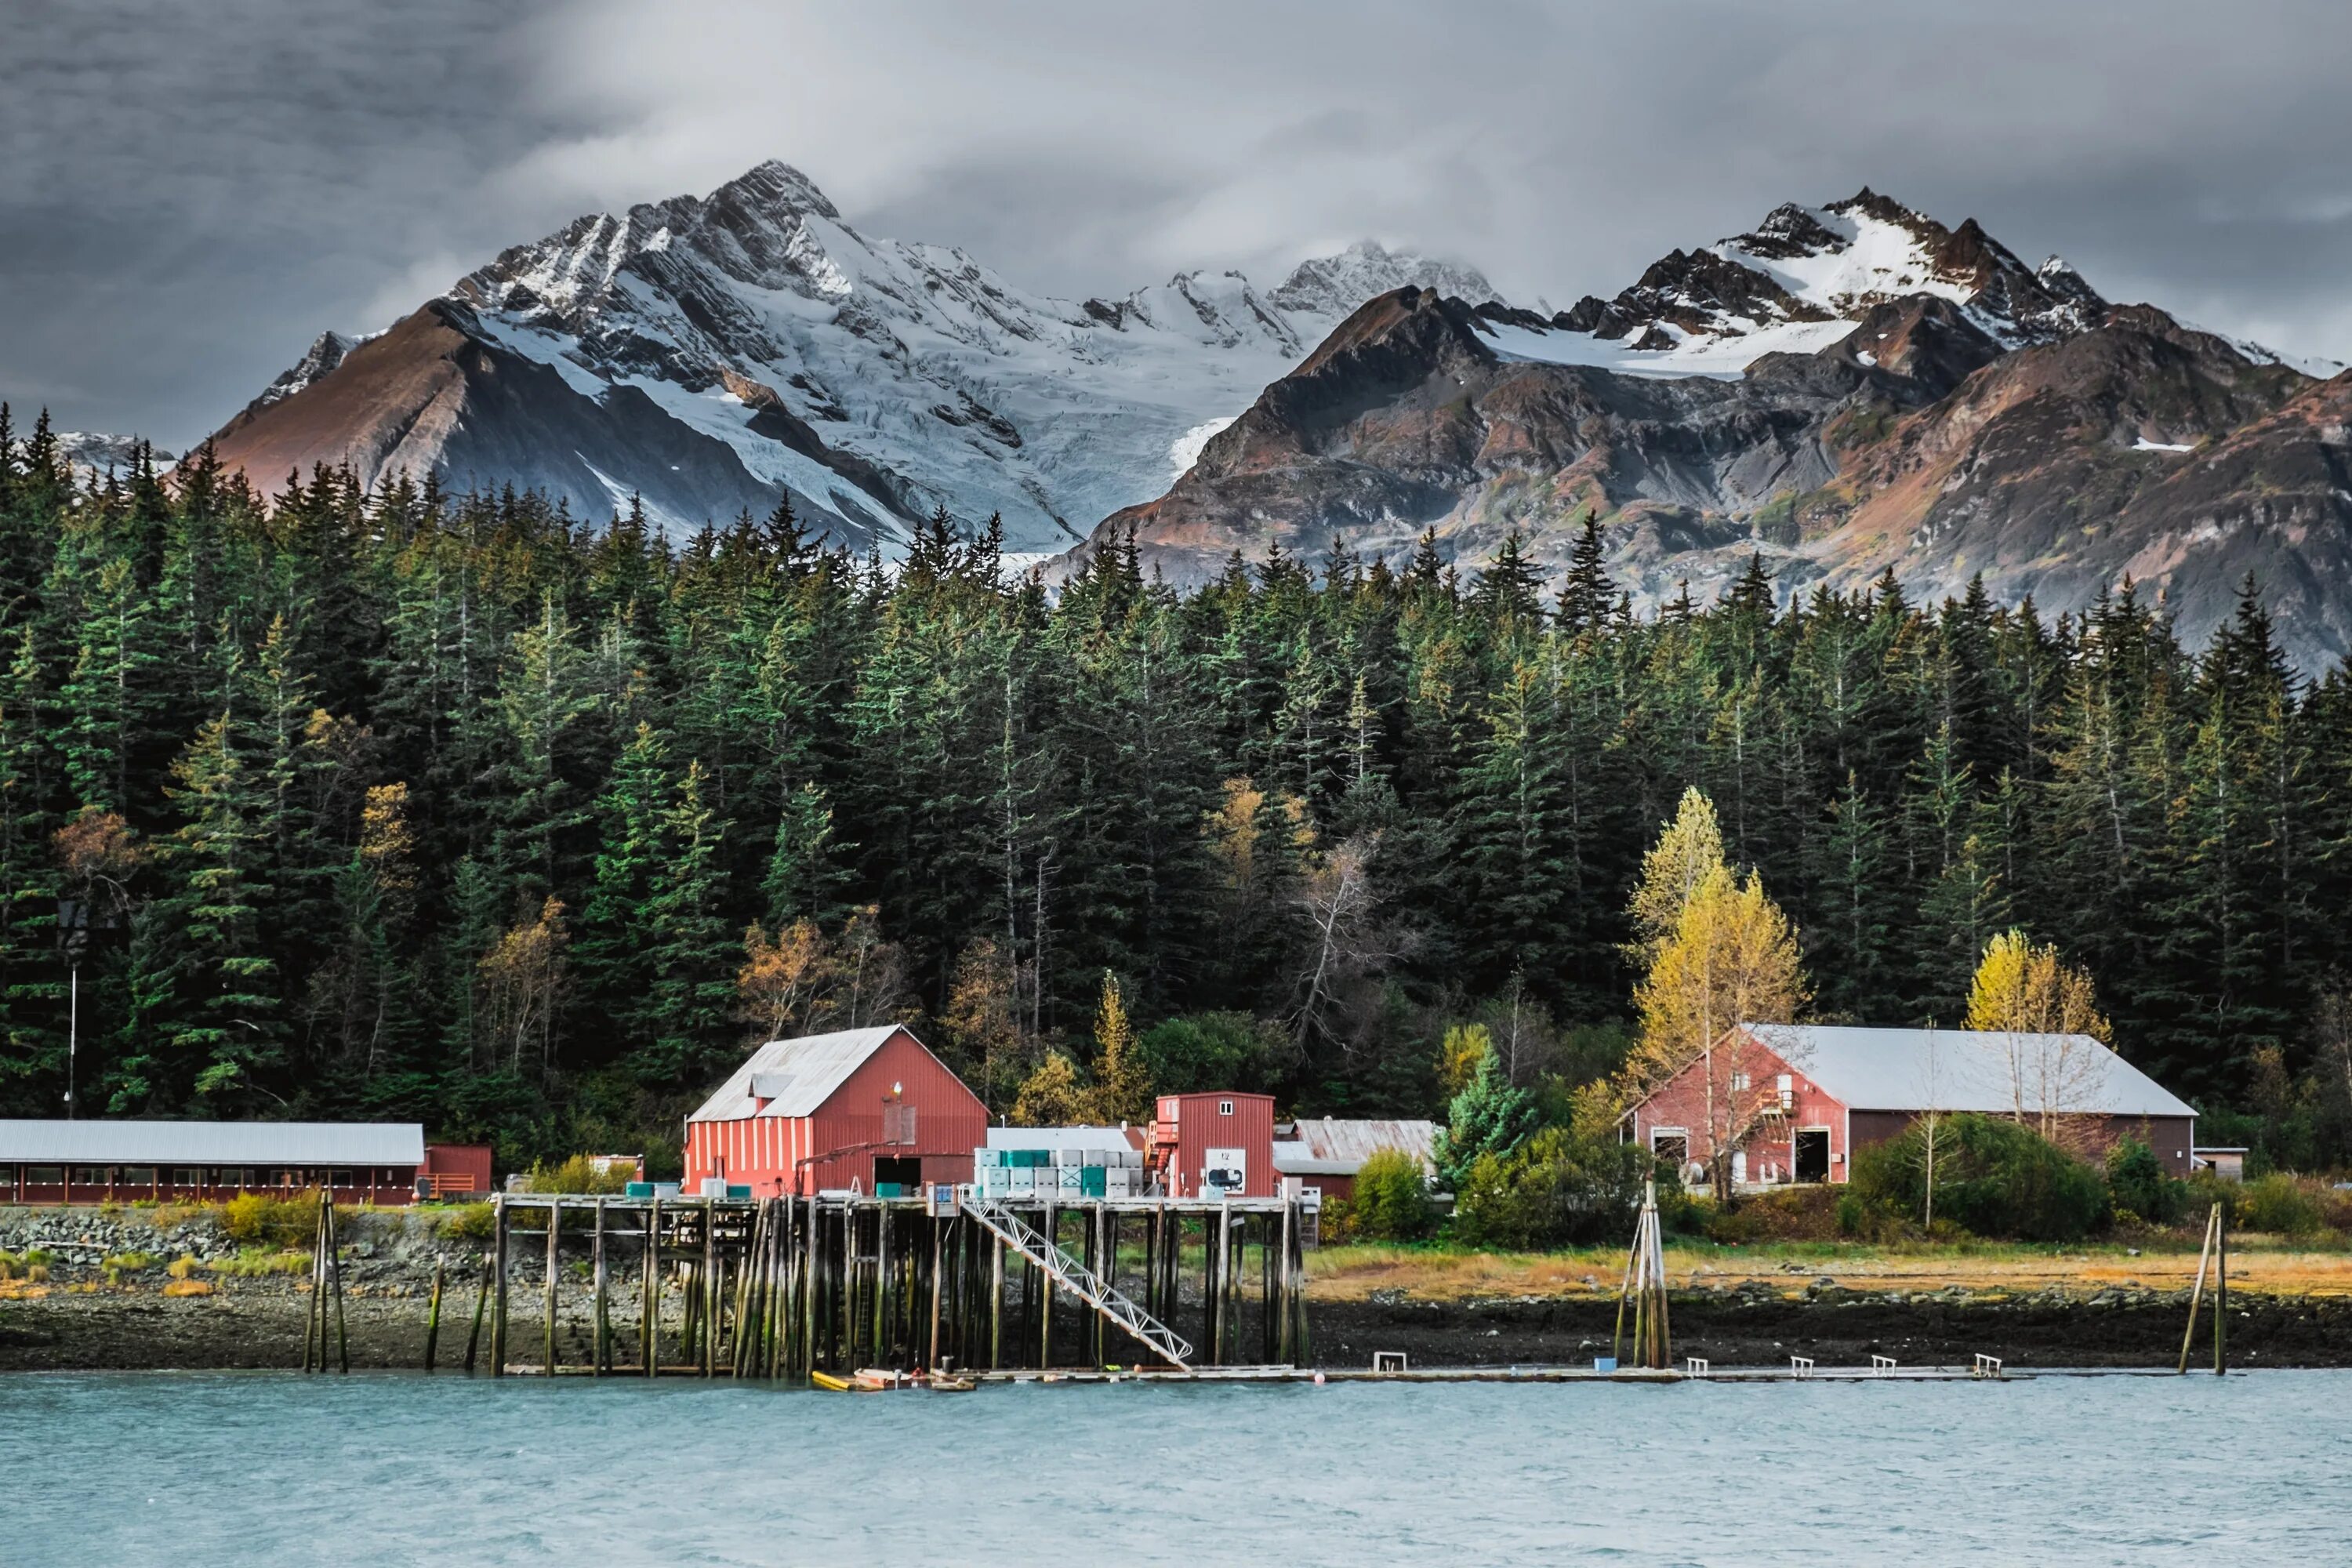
[8,1207,2349,1373]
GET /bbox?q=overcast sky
[7,0,2350,447]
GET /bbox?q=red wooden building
[1149,1091,1277,1200]
[1625,1023,2198,1187]
[683,1025,989,1198]
[0,1120,488,1205]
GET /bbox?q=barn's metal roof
[1280,1118,1439,1174]
[1738,1025,2197,1119]
[0,1120,426,1167]
[1270,1140,1356,1177]
[690,1026,904,1123]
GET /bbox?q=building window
[1650,1130,1689,1166]
[25,1167,61,1185]
[121,1167,157,1185]
[1218,1099,1234,1116]
[1730,1072,1751,1091]
[172,1168,200,1187]
[73,1167,107,1186]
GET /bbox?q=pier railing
[959,1195,1193,1370]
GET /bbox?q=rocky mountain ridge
[1076,192,2352,668]
[200,160,1491,552]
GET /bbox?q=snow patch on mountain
[1269,240,1494,318]
[1476,315,1859,380]
[57,432,174,481]
[1168,416,1237,481]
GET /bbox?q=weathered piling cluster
[466,1191,1311,1380]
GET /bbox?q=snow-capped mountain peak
[1479,189,2114,380]
[209,161,1506,553]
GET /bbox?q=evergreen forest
[3,412,2348,1171]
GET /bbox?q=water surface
[4,1370,2343,1565]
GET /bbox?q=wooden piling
[2215,1202,2228,1375]
[2178,1203,2218,1374]
[702,1199,717,1377]
[326,1196,349,1374]
[424,1256,446,1373]
[544,1200,560,1375]
[464,1252,490,1373]
[1039,1200,1054,1370]
[491,1194,510,1377]
[592,1198,608,1375]
[989,1232,1004,1370]
[927,1216,945,1370]
[801,1192,818,1378]
[641,1196,659,1377]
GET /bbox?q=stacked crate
[967,1142,1148,1200]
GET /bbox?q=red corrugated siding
[683,1028,989,1196]
[1152,1091,1276,1198]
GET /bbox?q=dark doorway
[873,1156,924,1191]
[1795,1130,1830,1183]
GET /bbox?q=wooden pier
[479,1190,1311,1380]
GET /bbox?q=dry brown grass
[161,1279,216,1298]
[1306,1240,2352,1301]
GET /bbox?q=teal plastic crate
[624,1181,654,1198]
[1079,1166,1107,1196]
[876,1181,904,1199]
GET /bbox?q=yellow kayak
[811,1370,862,1392]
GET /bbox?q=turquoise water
[2,1371,2345,1566]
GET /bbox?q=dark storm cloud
[8,0,2350,445]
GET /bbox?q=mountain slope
[1075,193,2352,666]
[201,161,1488,551]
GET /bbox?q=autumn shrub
[166,1255,198,1280]
[1348,1149,1439,1243]
[1451,1127,1653,1249]
[439,1203,497,1243]
[521,1155,636,1196]
[1702,1184,1844,1243]
[2234,1173,2327,1237]
[1850,1113,2107,1242]
[211,1248,310,1277]
[222,1191,319,1249]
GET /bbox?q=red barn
[683,1025,989,1198]
[1149,1092,1277,1200]
[1626,1023,2199,1186]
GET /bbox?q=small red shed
[419,1142,493,1198]
[684,1025,989,1198]
[1149,1092,1277,1200]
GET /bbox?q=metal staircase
[958,1194,1193,1370]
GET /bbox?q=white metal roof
[1739,1025,2197,1119]
[1284,1117,1440,1173]
[985,1126,1140,1152]
[0,1120,426,1167]
[689,1026,905,1123]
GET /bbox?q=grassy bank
[1308,1234,2352,1302]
